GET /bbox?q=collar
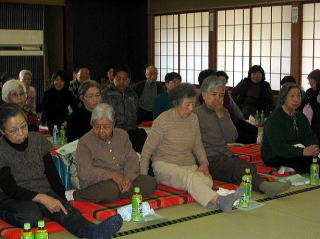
[4,136,28,151]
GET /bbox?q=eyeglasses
[10,92,26,98]
[207,92,225,98]
[93,124,113,131]
[5,123,28,135]
[84,93,101,100]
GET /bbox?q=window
[301,2,320,90]
[154,12,209,84]
[217,5,291,90]
[217,8,250,88]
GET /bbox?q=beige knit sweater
[140,109,208,175]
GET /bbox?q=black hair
[280,75,296,86]
[165,72,182,83]
[114,65,131,78]
[74,65,90,74]
[51,70,68,89]
[0,103,27,131]
[198,69,216,86]
[247,65,265,81]
[216,71,229,80]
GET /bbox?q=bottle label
[132,194,143,221]
[35,230,48,239]
[310,164,319,185]
[21,232,34,239]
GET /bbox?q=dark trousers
[235,120,258,144]
[0,192,92,237]
[74,175,157,203]
[127,128,147,153]
[265,156,316,174]
[137,107,153,125]
[208,154,264,191]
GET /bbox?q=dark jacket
[132,80,164,98]
[231,78,273,115]
[102,84,138,131]
[67,105,92,142]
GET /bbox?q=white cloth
[117,202,152,222]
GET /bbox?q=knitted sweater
[140,109,208,175]
[262,106,318,162]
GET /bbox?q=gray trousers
[73,175,157,203]
[208,154,264,191]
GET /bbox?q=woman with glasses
[262,83,319,173]
[67,80,102,142]
[66,103,156,203]
[0,103,122,239]
[140,83,244,212]
[43,71,75,135]
[2,79,39,131]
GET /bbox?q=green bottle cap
[134,187,140,193]
[245,168,250,173]
[24,222,31,230]
[38,220,45,227]
[313,158,318,163]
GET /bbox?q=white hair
[2,79,26,102]
[90,103,115,125]
[19,69,32,79]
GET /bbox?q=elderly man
[152,72,181,119]
[133,66,165,123]
[69,65,91,106]
[19,69,36,113]
[102,65,147,153]
[194,75,291,198]
[68,103,156,203]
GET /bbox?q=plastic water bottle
[53,125,60,145]
[310,158,319,185]
[239,176,250,208]
[254,110,260,125]
[244,168,252,197]
[35,220,48,239]
[21,222,34,239]
[132,187,143,221]
[60,126,66,145]
[260,110,265,123]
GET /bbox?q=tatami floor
[49,184,320,239]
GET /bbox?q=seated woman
[140,83,244,212]
[0,103,122,239]
[2,79,39,131]
[70,103,156,203]
[43,71,75,135]
[231,65,273,119]
[67,80,102,142]
[303,69,320,142]
[262,83,319,173]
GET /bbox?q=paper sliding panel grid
[217,8,250,87]
[301,2,320,90]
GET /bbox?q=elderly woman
[262,83,319,173]
[43,71,75,135]
[231,65,273,119]
[67,80,102,142]
[2,79,39,131]
[69,103,156,203]
[19,69,36,113]
[303,69,320,142]
[195,76,291,198]
[0,103,122,239]
[140,83,244,212]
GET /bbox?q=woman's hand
[303,145,319,157]
[196,162,212,180]
[109,172,132,193]
[33,194,68,215]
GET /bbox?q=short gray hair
[200,75,225,93]
[169,83,197,107]
[91,103,115,125]
[78,80,101,97]
[278,82,301,106]
[2,79,26,102]
[19,69,32,79]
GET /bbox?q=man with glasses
[102,66,147,153]
[133,65,165,124]
[194,75,291,198]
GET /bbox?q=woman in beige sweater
[140,83,244,212]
